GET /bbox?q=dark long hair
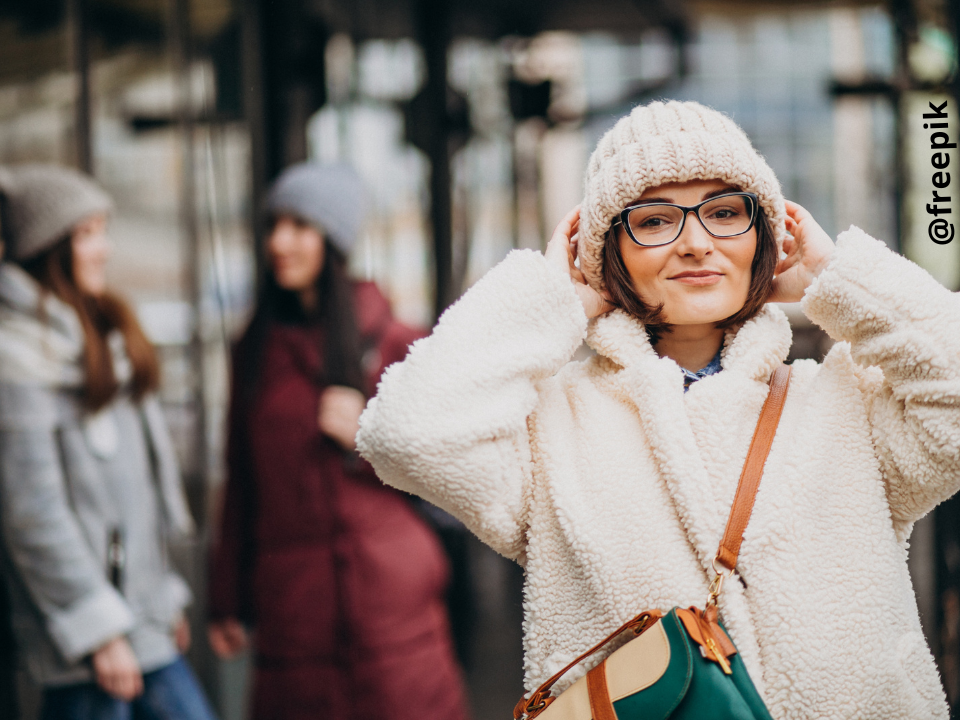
[602,208,779,344]
[235,240,365,402]
[19,238,160,411]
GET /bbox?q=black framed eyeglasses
[612,192,760,247]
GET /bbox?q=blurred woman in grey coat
[0,165,216,720]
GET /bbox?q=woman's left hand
[318,385,366,451]
[767,200,835,304]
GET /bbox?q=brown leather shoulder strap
[587,661,617,720]
[715,363,791,571]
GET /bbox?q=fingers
[93,638,143,700]
[544,205,617,320]
[599,289,615,309]
[208,626,230,658]
[574,284,616,319]
[548,205,581,246]
[784,216,797,238]
[208,620,248,659]
[321,385,366,405]
[545,206,582,272]
[560,205,581,233]
[570,264,586,285]
[175,617,191,653]
[319,385,364,450]
[110,669,143,702]
[209,625,239,659]
[226,622,250,653]
[783,199,811,222]
[320,386,366,419]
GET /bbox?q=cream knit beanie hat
[578,100,787,291]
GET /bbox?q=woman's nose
[674,211,714,257]
[268,227,293,254]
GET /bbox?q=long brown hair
[235,239,365,403]
[602,208,778,344]
[19,237,160,411]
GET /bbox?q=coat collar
[581,303,792,682]
[585,303,793,382]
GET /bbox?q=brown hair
[235,238,365,404]
[20,238,160,411]
[602,208,779,344]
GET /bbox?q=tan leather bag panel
[539,621,671,719]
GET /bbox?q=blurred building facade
[0,0,958,719]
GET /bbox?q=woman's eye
[708,208,740,220]
[640,216,670,227]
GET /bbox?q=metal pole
[950,0,960,139]
[68,0,93,173]
[418,0,454,320]
[240,0,268,273]
[170,0,207,509]
[888,0,917,254]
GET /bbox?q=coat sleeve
[0,384,134,663]
[801,226,960,528]
[207,350,257,623]
[357,250,588,560]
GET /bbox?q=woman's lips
[669,271,723,286]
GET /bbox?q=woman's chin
[273,274,312,292]
[662,299,746,326]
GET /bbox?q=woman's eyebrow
[634,196,672,205]
[633,187,739,206]
[702,186,739,200]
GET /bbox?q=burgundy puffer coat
[208,281,469,720]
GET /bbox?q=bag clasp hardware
[706,557,734,608]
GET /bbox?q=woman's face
[615,179,757,327]
[71,214,110,297]
[267,215,325,292]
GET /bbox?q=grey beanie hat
[0,164,114,262]
[264,162,368,256]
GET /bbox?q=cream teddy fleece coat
[357,227,960,719]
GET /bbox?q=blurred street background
[0,0,958,718]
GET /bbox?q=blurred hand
[767,200,835,304]
[318,385,366,451]
[207,618,249,660]
[174,614,191,654]
[92,636,143,701]
[544,206,614,319]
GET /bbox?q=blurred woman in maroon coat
[207,164,469,720]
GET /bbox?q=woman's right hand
[208,618,249,660]
[92,636,143,701]
[544,206,614,319]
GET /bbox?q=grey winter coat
[0,263,195,686]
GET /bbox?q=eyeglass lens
[626,194,756,246]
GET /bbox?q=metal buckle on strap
[706,557,734,607]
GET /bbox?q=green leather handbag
[513,364,790,720]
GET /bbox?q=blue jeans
[41,657,218,720]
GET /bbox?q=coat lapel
[585,305,792,687]
[587,310,718,574]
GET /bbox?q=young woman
[357,101,960,719]
[206,163,469,720]
[0,164,215,720]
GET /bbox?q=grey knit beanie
[264,163,368,256]
[578,101,787,292]
[0,164,114,262]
